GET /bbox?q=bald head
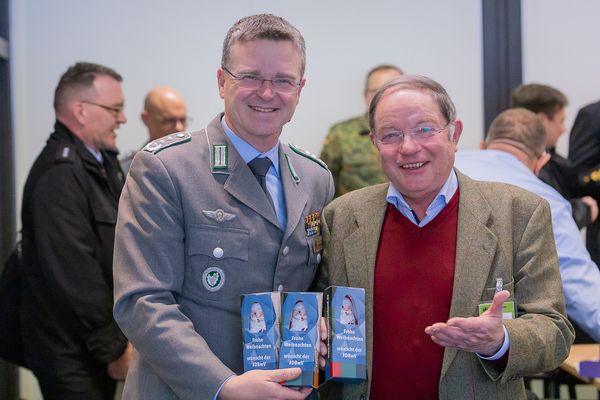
[141,86,188,141]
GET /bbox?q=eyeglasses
[375,122,453,147]
[222,66,301,94]
[82,100,124,117]
[155,116,193,128]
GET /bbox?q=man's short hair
[221,14,306,77]
[486,108,547,159]
[510,83,568,119]
[368,74,456,134]
[54,62,122,114]
[364,64,404,93]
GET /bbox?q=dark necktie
[248,157,275,210]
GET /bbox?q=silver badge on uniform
[203,209,236,223]
[212,144,228,170]
[202,266,225,292]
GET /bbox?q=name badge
[478,300,516,319]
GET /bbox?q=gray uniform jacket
[113,114,334,400]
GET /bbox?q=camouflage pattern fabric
[320,114,387,198]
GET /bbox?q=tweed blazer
[314,170,574,400]
[113,114,334,400]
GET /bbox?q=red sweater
[370,192,459,399]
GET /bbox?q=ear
[450,119,463,150]
[479,139,487,150]
[140,111,150,127]
[217,68,226,99]
[369,132,378,147]
[71,101,87,125]
[297,78,306,97]
[533,152,551,176]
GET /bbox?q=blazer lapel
[440,171,498,379]
[343,185,389,293]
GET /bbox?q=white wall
[522,0,600,156]
[11,0,484,214]
[10,1,483,398]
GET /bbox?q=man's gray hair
[486,108,547,159]
[221,14,306,77]
[368,74,456,133]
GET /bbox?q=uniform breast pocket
[305,235,323,270]
[185,224,249,302]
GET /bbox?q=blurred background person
[20,62,132,400]
[320,64,402,197]
[511,83,598,230]
[455,107,600,344]
[120,85,189,172]
[569,99,600,264]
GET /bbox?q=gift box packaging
[241,292,281,371]
[324,286,366,382]
[279,292,322,388]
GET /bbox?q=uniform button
[213,247,224,259]
[277,284,284,293]
[282,246,289,256]
[316,254,322,264]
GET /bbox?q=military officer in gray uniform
[113,14,334,400]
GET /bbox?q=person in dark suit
[314,75,573,399]
[511,83,598,230]
[20,62,132,400]
[113,14,334,400]
[569,99,600,264]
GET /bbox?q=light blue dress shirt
[386,168,510,358]
[85,145,103,164]
[456,149,600,342]
[222,118,287,229]
[386,169,458,226]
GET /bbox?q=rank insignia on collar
[212,144,228,170]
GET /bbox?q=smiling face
[82,75,127,152]
[218,39,305,151]
[372,88,461,213]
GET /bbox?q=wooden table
[560,344,600,391]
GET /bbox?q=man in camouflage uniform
[320,64,402,197]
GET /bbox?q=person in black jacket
[20,62,132,400]
[569,100,600,264]
[511,83,598,229]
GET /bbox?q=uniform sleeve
[32,165,126,364]
[113,152,234,400]
[569,198,592,229]
[569,107,600,171]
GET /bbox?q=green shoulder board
[288,143,328,170]
[145,132,191,154]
